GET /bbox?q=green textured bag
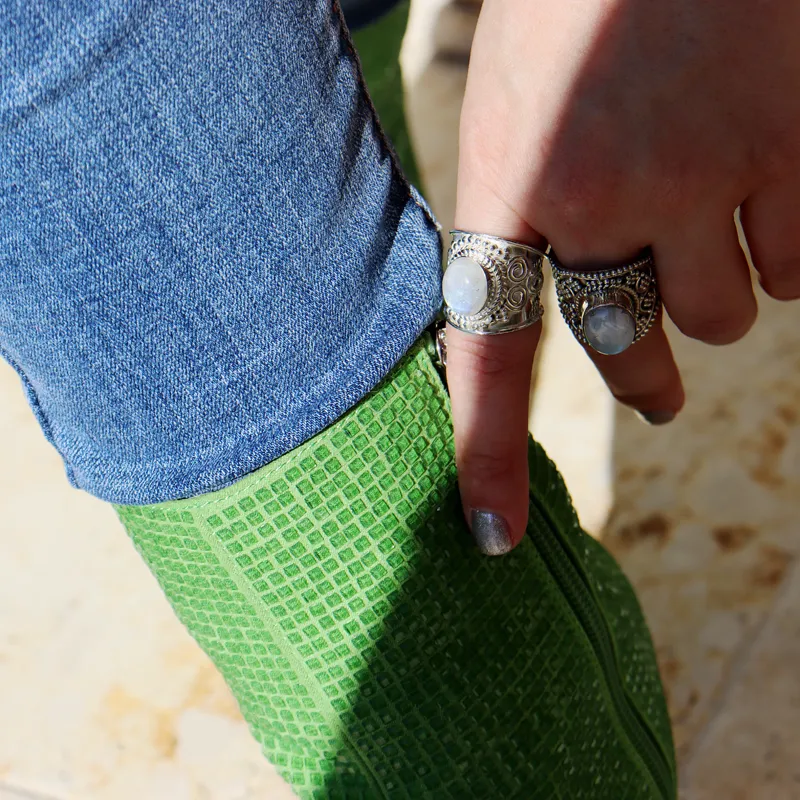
[116,335,677,799]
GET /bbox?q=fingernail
[470,510,513,556]
[636,410,677,426]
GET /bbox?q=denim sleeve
[0,0,442,504]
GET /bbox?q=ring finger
[548,245,684,424]
[549,208,756,421]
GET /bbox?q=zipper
[426,322,674,797]
[527,496,676,800]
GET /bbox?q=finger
[448,185,546,556]
[447,323,540,554]
[548,241,685,424]
[584,313,684,424]
[655,211,758,345]
[740,176,800,301]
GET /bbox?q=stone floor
[2,1,799,798]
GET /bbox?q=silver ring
[442,231,545,335]
[549,248,660,356]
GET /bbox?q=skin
[448,0,800,551]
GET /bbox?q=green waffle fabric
[116,336,677,799]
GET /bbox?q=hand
[448,0,800,554]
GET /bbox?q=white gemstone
[582,304,635,355]
[442,256,488,316]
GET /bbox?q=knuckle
[465,349,516,379]
[541,160,622,240]
[454,336,531,379]
[459,448,517,487]
[651,150,707,215]
[759,258,800,301]
[458,120,505,188]
[653,170,693,217]
[674,308,755,345]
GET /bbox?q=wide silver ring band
[549,247,661,355]
[443,231,546,335]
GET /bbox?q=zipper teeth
[529,499,674,800]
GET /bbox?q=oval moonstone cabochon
[442,256,488,316]
[582,304,636,355]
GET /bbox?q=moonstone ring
[549,248,660,356]
[442,231,545,335]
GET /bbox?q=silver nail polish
[471,510,513,556]
[636,410,676,426]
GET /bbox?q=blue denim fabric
[0,0,442,504]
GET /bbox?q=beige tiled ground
[0,363,296,799]
[2,2,800,798]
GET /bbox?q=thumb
[446,185,548,555]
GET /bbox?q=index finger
[446,188,548,555]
